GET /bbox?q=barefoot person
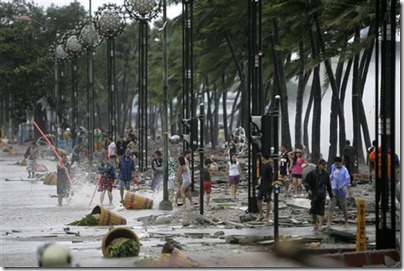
[56,154,71,206]
[288,148,309,197]
[175,156,193,207]
[25,142,39,178]
[117,149,136,204]
[326,156,350,228]
[225,154,242,201]
[256,153,273,222]
[304,159,333,231]
[97,156,116,206]
[202,158,214,207]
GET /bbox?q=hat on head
[295,148,302,153]
[318,158,328,165]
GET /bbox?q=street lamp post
[124,0,161,173]
[181,0,197,194]
[94,4,126,142]
[63,31,83,148]
[54,43,69,148]
[158,0,172,211]
[79,19,102,162]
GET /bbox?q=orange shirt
[368,148,392,179]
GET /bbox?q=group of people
[56,146,137,207]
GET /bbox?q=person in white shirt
[225,154,243,201]
[107,137,117,166]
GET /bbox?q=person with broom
[97,156,116,206]
[57,154,71,206]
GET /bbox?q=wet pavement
[0,142,397,267]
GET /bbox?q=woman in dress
[225,154,242,201]
[57,154,71,206]
[288,148,309,197]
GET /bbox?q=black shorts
[310,199,326,216]
[257,187,272,202]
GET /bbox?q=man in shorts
[326,156,351,228]
[256,153,273,222]
[202,158,214,208]
[117,149,136,204]
[304,159,333,231]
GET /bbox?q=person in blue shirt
[326,156,351,228]
[117,149,136,204]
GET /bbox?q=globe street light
[124,0,161,173]
[94,4,126,143]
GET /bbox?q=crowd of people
[30,126,399,231]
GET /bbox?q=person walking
[288,148,309,197]
[116,135,128,158]
[342,140,355,195]
[279,144,290,196]
[70,143,83,166]
[56,154,71,206]
[256,153,273,222]
[107,137,117,166]
[175,156,193,207]
[150,150,164,192]
[117,149,136,204]
[97,156,116,206]
[304,159,333,231]
[25,142,39,178]
[93,128,102,153]
[224,134,237,158]
[202,158,214,207]
[326,156,351,228]
[225,154,242,201]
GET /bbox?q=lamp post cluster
[50,0,161,164]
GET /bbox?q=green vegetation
[68,214,98,226]
[106,238,140,258]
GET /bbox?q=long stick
[33,121,75,192]
[89,175,102,206]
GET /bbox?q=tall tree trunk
[309,27,321,163]
[271,18,292,149]
[314,16,346,164]
[295,40,305,149]
[224,31,248,129]
[352,28,361,172]
[222,83,229,140]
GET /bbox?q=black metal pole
[71,54,78,147]
[159,0,172,211]
[60,62,65,130]
[199,102,204,215]
[272,95,280,243]
[107,38,113,139]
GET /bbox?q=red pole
[33,121,75,192]
[89,175,102,206]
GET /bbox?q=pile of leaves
[68,214,99,226]
[107,237,140,257]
